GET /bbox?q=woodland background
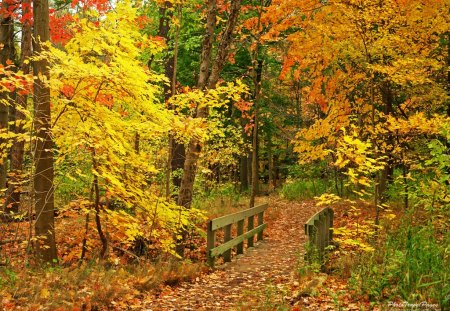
[0,0,448,309]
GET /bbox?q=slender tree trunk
[273,154,278,189]
[239,155,248,191]
[249,59,263,207]
[33,0,57,263]
[247,152,252,187]
[176,0,241,256]
[376,83,395,228]
[267,133,274,192]
[249,0,264,208]
[0,4,16,198]
[4,4,32,215]
[159,2,185,197]
[92,158,107,259]
[5,11,32,215]
[249,110,258,208]
[239,116,249,192]
[178,0,241,209]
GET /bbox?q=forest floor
[1,196,377,310]
[143,197,340,310]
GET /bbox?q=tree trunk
[249,111,258,208]
[267,133,274,192]
[5,7,32,215]
[273,153,278,188]
[158,2,186,197]
[33,0,57,263]
[0,4,16,197]
[178,0,241,209]
[176,0,241,256]
[376,82,395,227]
[239,155,248,191]
[249,57,263,208]
[92,155,107,259]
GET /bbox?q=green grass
[348,219,449,307]
[192,182,248,217]
[280,179,332,200]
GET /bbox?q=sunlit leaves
[44,0,200,255]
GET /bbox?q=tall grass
[280,179,332,200]
[192,182,247,217]
[349,219,449,307]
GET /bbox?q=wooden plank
[319,214,326,252]
[328,209,334,241]
[210,203,269,231]
[257,211,264,241]
[324,211,329,247]
[305,213,319,227]
[223,224,232,262]
[314,218,320,251]
[305,207,333,227]
[248,215,254,247]
[207,222,216,266]
[236,219,244,254]
[209,224,267,258]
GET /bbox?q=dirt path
[145,198,322,311]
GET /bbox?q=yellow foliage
[42,0,201,254]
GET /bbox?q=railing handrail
[304,207,334,262]
[210,203,268,231]
[304,207,333,235]
[207,203,269,266]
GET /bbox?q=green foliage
[55,158,92,205]
[192,182,245,216]
[280,178,331,200]
[299,242,322,275]
[349,220,449,306]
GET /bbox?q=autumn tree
[4,0,33,215]
[33,0,57,263]
[177,0,242,209]
[0,0,16,195]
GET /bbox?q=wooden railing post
[206,203,268,264]
[247,215,254,248]
[328,208,334,242]
[207,220,216,266]
[314,218,320,253]
[223,224,232,262]
[304,207,334,263]
[257,211,264,241]
[319,214,326,254]
[237,219,244,254]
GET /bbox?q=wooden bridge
[147,200,334,309]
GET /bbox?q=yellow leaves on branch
[334,127,385,190]
[169,80,249,144]
[41,0,202,253]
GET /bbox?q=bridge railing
[207,203,269,266]
[304,207,334,261]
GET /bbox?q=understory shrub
[280,179,332,200]
[349,219,449,307]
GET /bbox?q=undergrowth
[280,179,332,200]
[0,259,205,310]
[348,218,449,308]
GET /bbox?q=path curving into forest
[145,198,322,311]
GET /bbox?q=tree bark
[4,1,32,215]
[267,132,274,192]
[33,0,57,263]
[0,3,16,197]
[158,2,186,196]
[239,154,248,191]
[176,0,241,256]
[249,59,263,207]
[376,82,395,228]
[178,0,241,209]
